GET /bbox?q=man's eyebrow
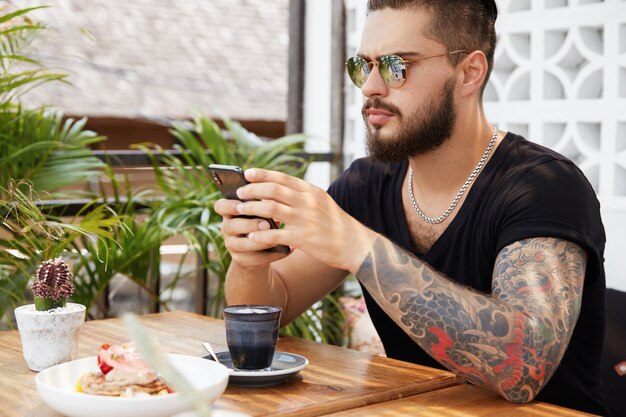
[391,51,421,58]
[356,51,421,60]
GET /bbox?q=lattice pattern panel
[343,0,626,208]
[485,0,626,208]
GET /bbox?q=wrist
[346,226,379,274]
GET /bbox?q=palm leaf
[0,109,105,196]
[0,6,48,26]
[137,114,345,344]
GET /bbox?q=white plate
[173,411,251,417]
[205,351,308,387]
[36,353,230,417]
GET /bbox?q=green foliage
[0,6,67,106]
[0,6,118,324]
[136,115,345,344]
[65,166,167,317]
[0,182,120,322]
[0,108,106,197]
[280,294,346,345]
[0,6,346,346]
[0,5,105,199]
[135,114,310,316]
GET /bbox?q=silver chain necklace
[408,127,499,224]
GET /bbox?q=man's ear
[457,51,488,97]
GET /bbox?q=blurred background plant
[0,181,121,321]
[137,115,345,344]
[0,5,104,194]
[0,5,120,323]
[0,4,345,346]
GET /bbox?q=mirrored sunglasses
[345,50,469,89]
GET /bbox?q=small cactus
[31,258,74,311]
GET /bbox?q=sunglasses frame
[346,49,469,89]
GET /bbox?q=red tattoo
[428,326,487,385]
[493,313,550,391]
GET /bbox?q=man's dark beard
[363,79,456,163]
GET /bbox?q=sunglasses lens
[346,56,369,88]
[379,55,406,88]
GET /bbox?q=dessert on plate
[77,343,173,397]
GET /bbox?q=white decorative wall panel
[343,0,626,289]
[487,0,625,205]
[486,0,626,289]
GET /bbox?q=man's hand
[214,195,289,269]
[227,168,376,273]
[217,168,370,321]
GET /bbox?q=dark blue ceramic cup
[222,305,282,371]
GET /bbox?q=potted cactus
[13,258,86,371]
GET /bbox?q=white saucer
[204,351,308,387]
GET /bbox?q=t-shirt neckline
[395,132,514,258]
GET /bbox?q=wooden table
[0,310,459,417]
[324,384,600,416]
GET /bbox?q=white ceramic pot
[14,303,86,371]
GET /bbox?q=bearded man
[214,1,608,414]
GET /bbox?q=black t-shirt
[328,132,609,416]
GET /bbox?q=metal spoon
[201,341,221,364]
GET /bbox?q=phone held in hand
[209,164,290,255]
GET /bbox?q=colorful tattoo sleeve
[356,237,585,403]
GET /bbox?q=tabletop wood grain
[0,310,460,417]
[323,384,600,416]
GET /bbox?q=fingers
[220,216,289,263]
[216,198,287,256]
[244,168,310,193]
[214,178,292,266]
[215,198,279,223]
[235,199,299,226]
[221,215,272,237]
[237,182,295,208]
[247,228,289,247]
[235,182,330,227]
[214,198,240,217]
[225,230,286,253]
[235,169,323,220]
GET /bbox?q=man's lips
[366,109,395,125]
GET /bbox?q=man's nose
[361,64,389,98]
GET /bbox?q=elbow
[493,374,547,404]
[499,388,537,404]
[492,316,566,404]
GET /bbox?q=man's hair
[367,0,497,95]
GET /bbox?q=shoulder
[328,158,403,195]
[327,158,404,218]
[499,133,596,202]
[337,157,401,180]
[500,133,574,170]
[493,133,605,264]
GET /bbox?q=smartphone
[209,164,290,254]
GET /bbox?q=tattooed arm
[216,166,586,400]
[356,236,585,403]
